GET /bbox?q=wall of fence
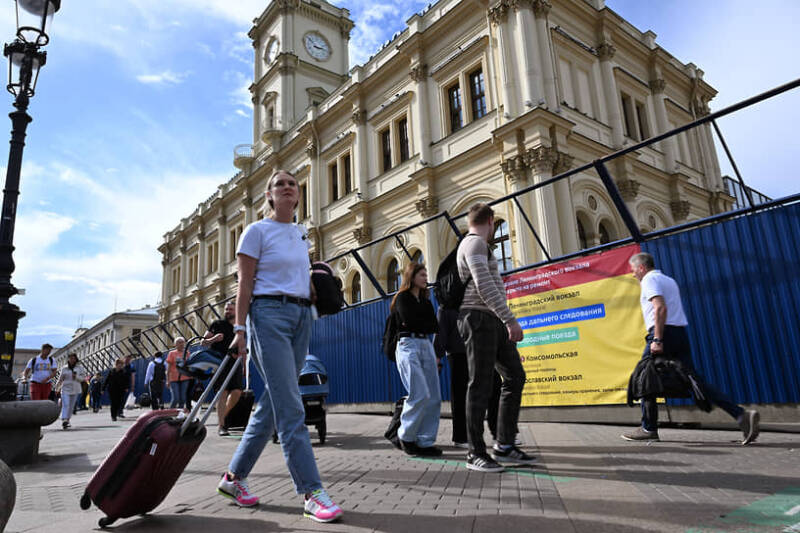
[304,200,800,408]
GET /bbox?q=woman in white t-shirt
[55,353,86,429]
[215,170,342,523]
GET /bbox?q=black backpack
[381,312,400,362]
[311,261,344,316]
[152,360,166,387]
[434,235,491,310]
[383,396,407,448]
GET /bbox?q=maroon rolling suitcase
[80,349,242,528]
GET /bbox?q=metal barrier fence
[75,77,800,401]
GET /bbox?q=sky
[0,0,798,351]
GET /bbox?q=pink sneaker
[217,472,259,507]
[304,488,343,522]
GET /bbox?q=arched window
[350,272,361,304]
[577,218,588,249]
[411,250,423,264]
[386,258,400,292]
[598,221,613,244]
[491,219,513,271]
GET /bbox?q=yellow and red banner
[503,244,646,406]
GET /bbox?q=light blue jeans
[228,298,322,494]
[169,380,190,408]
[61,392,79,420]
[395,336,441,447]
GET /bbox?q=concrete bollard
[0,400,60,466]
[0,458,15,532]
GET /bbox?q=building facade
[159,0,732,322]
[51,307,159,368]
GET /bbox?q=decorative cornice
[241,194,253,208]
[352,226,372,245]
[409,64,428,83]
[553,152,574,175]
[649,79,666,94]
[524,146,559,173]
[670,200,690,221]
[414,196,439,218]
[616,178,640,201]
[306,142,317,158]
[531,0,552,18]
[596,42,616,61]
[501,155,527,185]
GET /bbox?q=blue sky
[1,0,798,351]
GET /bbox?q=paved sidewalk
[6,408,800,532]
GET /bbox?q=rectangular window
[299,182,308,219]
[207,244,214,274]
[635,102,649,140]
[448,84,463,133]
[343,154,352,194]
[171,267,180,294]
[398,118,409,162]
[330,162,339,202]
[469,69,486,120]
[621,93,637,140]
[381,128,392,172]
[229,224,244,261]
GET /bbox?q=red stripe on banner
[504,244,641,299]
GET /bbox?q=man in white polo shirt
[622,252,759,444]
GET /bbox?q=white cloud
[236,109,249,118]
[136,70,189,85]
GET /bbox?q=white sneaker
[217,472,259,507]
[452,441,469,449]
[304,488,343,522]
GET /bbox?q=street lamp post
[0,0,60,401]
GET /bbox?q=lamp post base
[0,302,24,402]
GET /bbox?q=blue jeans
[169,380,190,408]
[228,298,322,494]
[395,336,441,447]
[61,392,79,420]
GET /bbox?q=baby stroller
[177,336,224,380]
[299,354,329,444]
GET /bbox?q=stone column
[195,227,206,288]
[159,247,169,307]
[351,108,369,198]
[415,196,440,267]
[409,64,432,165]
[217,215,227,272]
[533,0,558,110]
[307,142,321,222]
[694,100,723,190]
[514,0,544,108]
[525,146,562,258]
[597,42,624,148]
[552,153,579,254]
[650,78,678,173]
[178,240,187,298]
[242,193,254,226]
[489,3,516,119]
[502,155,533,266]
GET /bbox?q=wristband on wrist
[652,338,662,344]
[233,324,246,333]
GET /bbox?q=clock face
[304,32,331,61]
[266,38,279,63]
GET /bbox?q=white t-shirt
[26,355,56,383]
[639,269,689,330]
[59,364,86,395]
[237,218,311,299]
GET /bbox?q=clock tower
[250,0,353,148]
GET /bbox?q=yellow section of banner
[513,274,646,407]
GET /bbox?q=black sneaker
[400,440,420,456]
[491,445,536,464]
[416,446,443,457]
[466,452,504,473]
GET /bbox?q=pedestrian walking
[144,352,167,410]
[90,372,103,412]
[434,306,468,448]
[103,359,128,422]
[216,169,342,522]
[392,262,442,456]
[54,353,86,429]
[622,252,760,444]
[166,337,192,411]
[456,202,534,472]
[23,343,57,401]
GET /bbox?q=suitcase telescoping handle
[179,351,242,437]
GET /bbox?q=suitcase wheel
[79,492,91,510]
[99,516,116,528]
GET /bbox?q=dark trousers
[90,391,101,410]
[446,353,468,443]
[457,309,525,455]
[149,383,164,410]
[109,389,125,420]
[641,325,743,432]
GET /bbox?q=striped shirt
[456,234,515,324]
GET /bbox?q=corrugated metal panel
[644,201,800,405]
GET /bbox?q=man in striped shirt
[456,203,535,472]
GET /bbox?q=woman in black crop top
[388,262,442,456]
